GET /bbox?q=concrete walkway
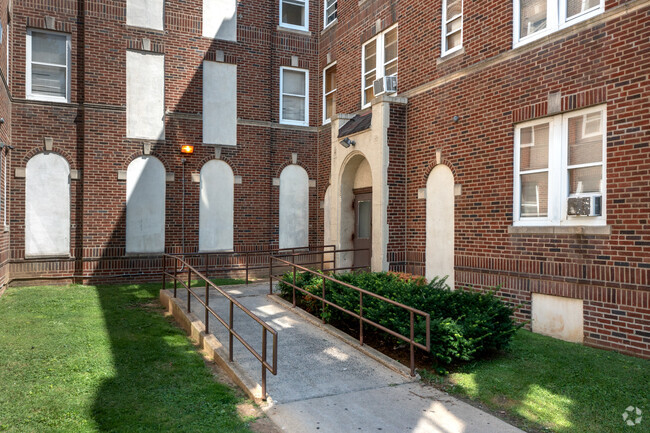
[162,282,524,433]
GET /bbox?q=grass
[0,282,255,433]
[422,330,650,433]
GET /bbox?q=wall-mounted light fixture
[452,115,460,123]
[180,145,194,154]
[340,137,355,148]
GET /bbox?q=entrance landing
[162,282,524,433]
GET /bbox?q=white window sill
[322,118,332,125]
[437,46,465,64]
[508,225,611,235]
[26,94,70,104]
[322,19,338,35]
[277,25,311,36]
[280,119,309,127]
[24,254,72,260]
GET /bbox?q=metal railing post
[262,329,267,401]
[205,279,210,335]
[162,256,166,290]
[292,264,297,307]
[245,252,249,285]
[173,261,178,298]
[410,311,415,377]
[320,246,325,271]
[187,268,192,313]
[269,257,273,295]
[204,253,209,280]
[321,276,326,324]
[229,300,234,362]
[359,292,364,346]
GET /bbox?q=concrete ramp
[161,282,524,433]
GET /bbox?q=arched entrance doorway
[339,154,373,269]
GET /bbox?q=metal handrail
[180,245,337,284]
[270,256,430,377]
[162,254,278,400]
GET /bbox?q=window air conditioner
[567,195,602,216]
[373,76,398,97]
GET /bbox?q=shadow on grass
[91,283,252,433]
[444,330,650,433]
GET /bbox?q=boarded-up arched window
[279,165,309,249]
[426,165,455,288]
[126,156,165,253]
[199,160,234,251]
[25,153,70,257]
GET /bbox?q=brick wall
[0,0,11,290]
[6,0,321,284]
[316,0,650,358]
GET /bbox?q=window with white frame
[442,0,463,56]
[26,29,70,102]
[280,67,309,126]
[323,63,336,124]
[280,0,308,31]
[324,0,337,28]
[514,105,606,225]
[362,25,398,107]
[514,0,603,46]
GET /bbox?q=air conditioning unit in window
[373,76,398,97]
[567,195,602,216]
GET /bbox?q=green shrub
[278,271,521,366]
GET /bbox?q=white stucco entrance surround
[326,96,407,272]
[426,164,455,288]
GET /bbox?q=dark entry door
[353,190,372,269]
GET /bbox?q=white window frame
[513,0,604,48]
[26,29,71,103]
[280,0,309,32]
[280,66,309,126]
[361,24,398,108]
[322,62,336,124]
[513,105,606,226]
[441,0,463,57]
[324,0,337,28]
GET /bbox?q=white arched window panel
[279,165,309,249]
[25,153,70,257]
[199,160,234,251]
[126,156,166,253]
[203,0,237,41]
[426,165,455,288]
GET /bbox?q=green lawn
[424,330,650,433]
[0,283,255,433]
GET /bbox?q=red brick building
[0,0,648,358]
